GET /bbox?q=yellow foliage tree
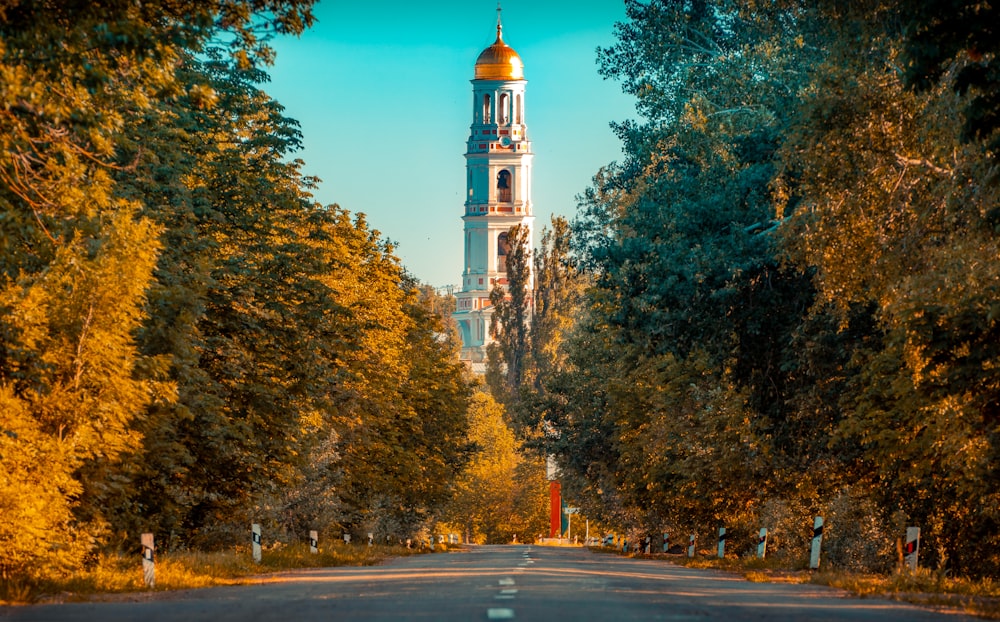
[440,392,547,543]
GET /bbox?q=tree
[439,392,547,543]
[528,0,1000,576]
[902,0,1000,152]
[334,271,473,539]
[1,0,465,573]
[0,209,163,579]
[0,0,323,575]
[550,0,847,540]
[529,216,585,392]
[778,0,1000,574]
[487,224,532,402]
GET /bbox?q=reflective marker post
[717,527,726,558]
[141,533,155,588]
[687,534,696,558]
[904,527,920,571]
[662,533,669,553]
[309,530,318,554]
[809,517,824,570]
[757,527,768,559]
[252,523,262,564]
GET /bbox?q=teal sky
[266,1,637,287]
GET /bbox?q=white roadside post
[905,527,921,571]
[343,533,351,545]
[809,516,824,570]
[757,528,768,559]
[644,536,651,555]
[368,533,374,547]
[662,533,669,553]
[687,534,696,558]
[717,527,726,558]
[309,530,318,554]
[141,533,155,588]
[251,523,262,564]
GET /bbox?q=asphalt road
[1,545,977,621]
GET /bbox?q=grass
[591,547,1000,619]
[2,542,443,605]
[811,569,1000,619]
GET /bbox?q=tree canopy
[0,0,473,585]
[525,0,1000,577]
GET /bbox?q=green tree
[498,216,588,440]
[552,0,833,537]
[487,224,532,402]
[530,217,581,384]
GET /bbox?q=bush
[756,497,812,567]
[823,487,896,573]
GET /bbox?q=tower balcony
[464,201,528,216]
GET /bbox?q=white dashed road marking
[487,608,516,620]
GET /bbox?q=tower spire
[496,2,503,39]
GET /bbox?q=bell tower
[453,11,535,368]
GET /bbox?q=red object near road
[549,481,561,538]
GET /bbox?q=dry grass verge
[2,542,445,605]
[592,547,1000,619]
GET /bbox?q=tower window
[516,94,522,124]
[499,93,509,125]
[497,169,511,203]
[497,231,510,273]
[483,94,491,124]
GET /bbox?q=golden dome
[474,25,524,80]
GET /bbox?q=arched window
[499,93,509,124]
[497,170,511,203]
[516,94,522,124]
[497,232,510,273]
[483,94,491,124]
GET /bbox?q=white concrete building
[453,15,535,369]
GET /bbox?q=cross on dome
[474,4,524,80]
